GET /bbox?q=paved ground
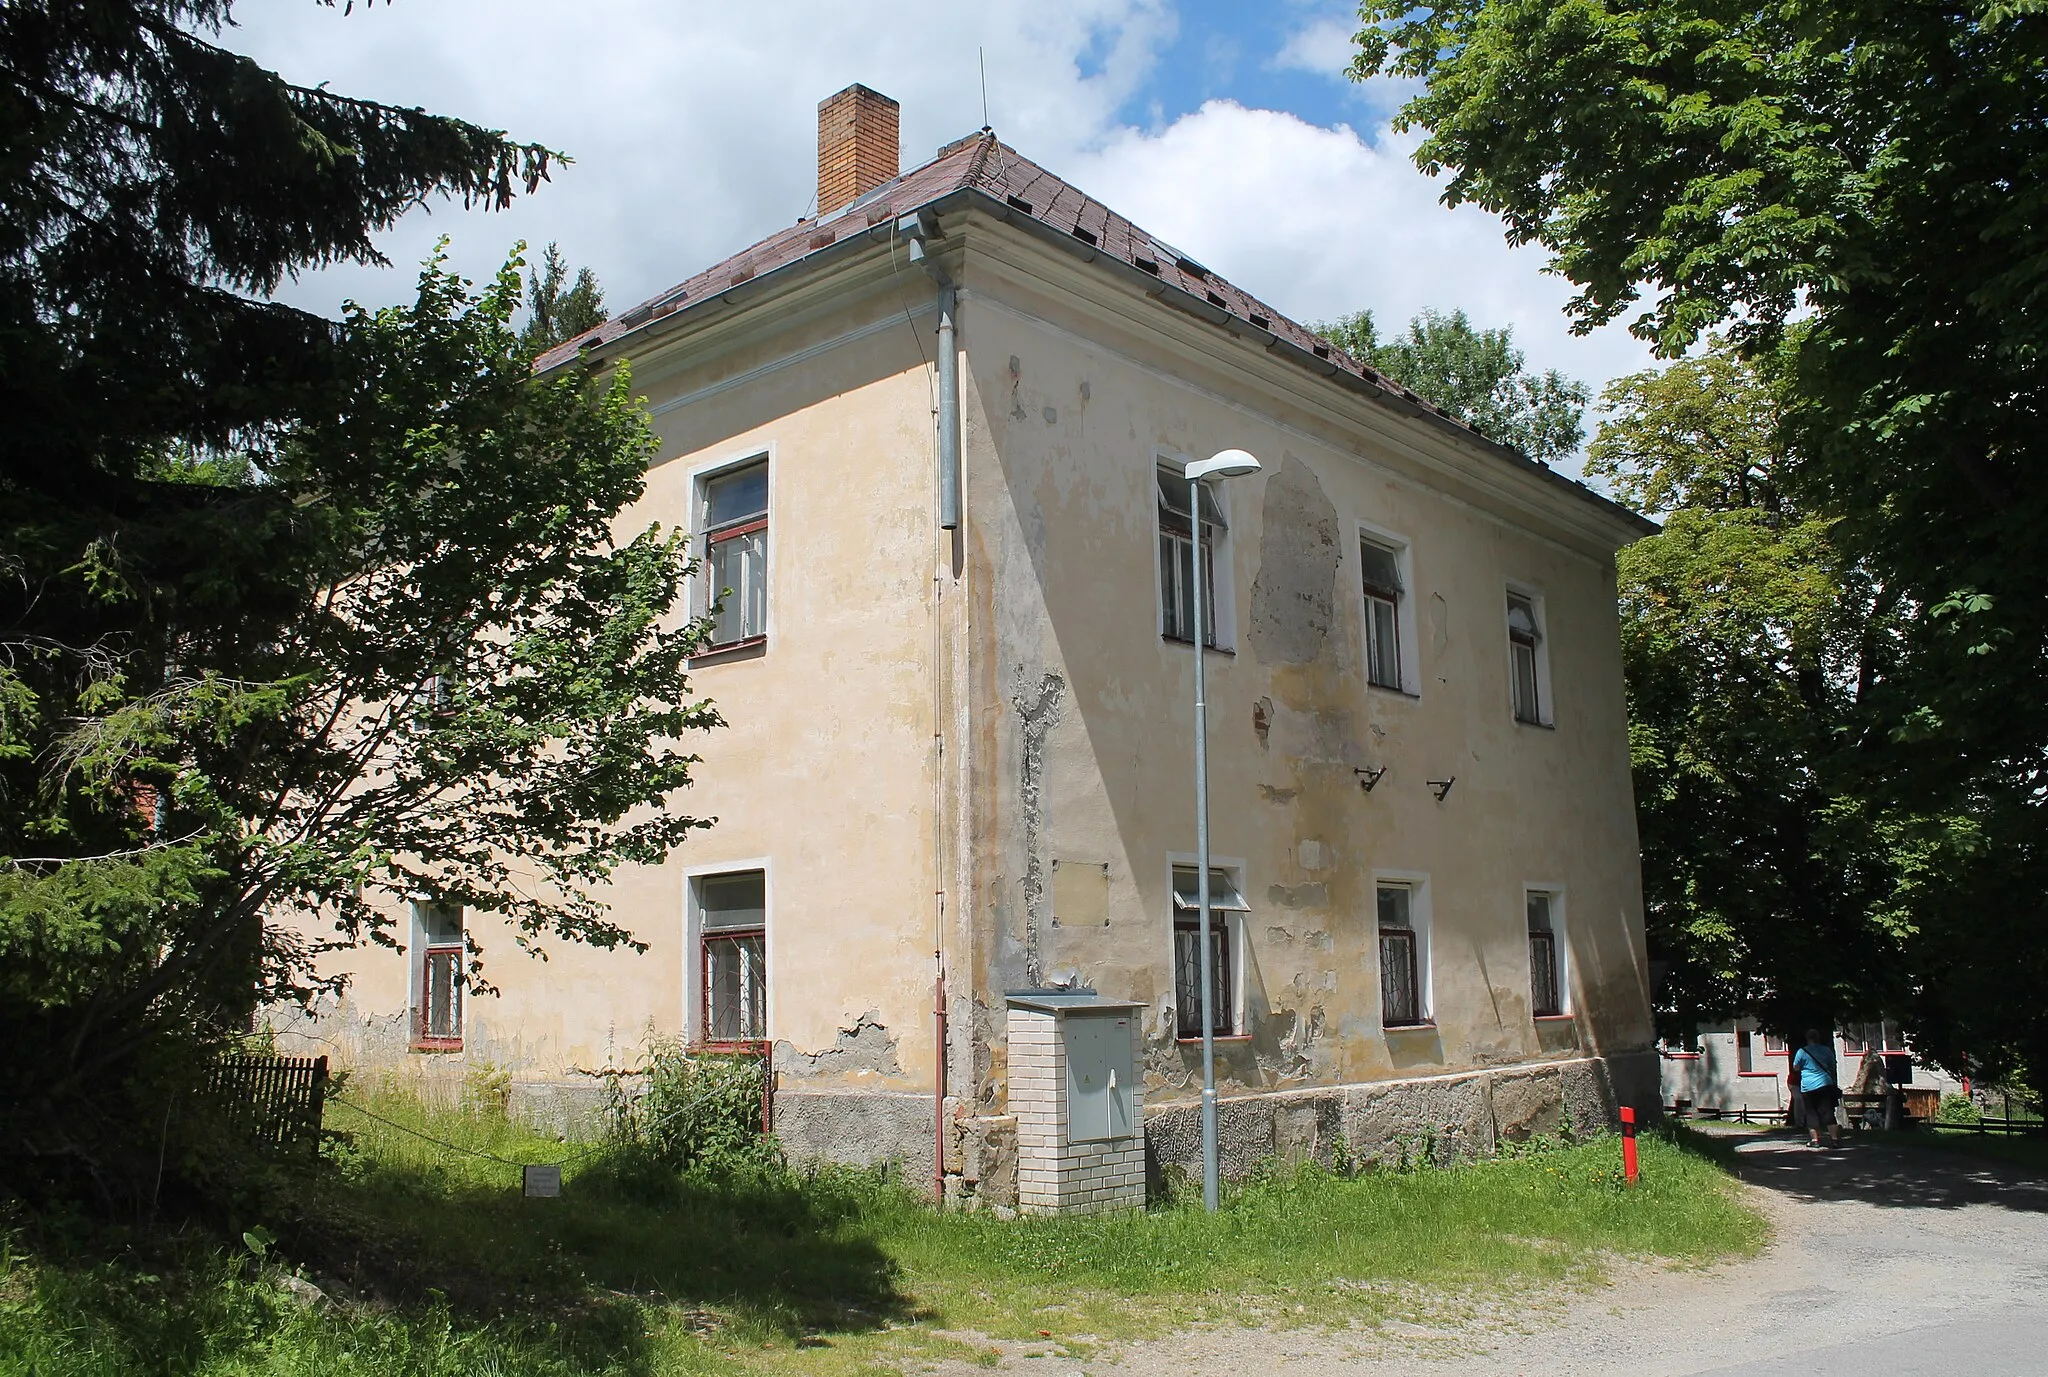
[1007,1134,2048,1376]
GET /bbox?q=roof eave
[533,186,983,380]
[964,188,1657,544]
[543,174,1656,545]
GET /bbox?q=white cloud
[220,7,1653,470]
[1271,15,1355,79]
[224,0,1173,315]
[1068,102,1657,469]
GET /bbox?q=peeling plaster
[1012,669,1067,989]
[777,1010,904,1079]
[1266,882,1329,909]
[1248,455,1341,666]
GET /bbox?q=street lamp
[1185,447,1259,1212]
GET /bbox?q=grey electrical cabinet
[1064,1007,1137,1143]
[1006,992,1147,1214]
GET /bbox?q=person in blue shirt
[1792,1028,1842,1149]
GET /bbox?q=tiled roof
[537,131,1445,419]
[537,132,1632,530]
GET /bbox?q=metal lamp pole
[1184,449,1260,1213]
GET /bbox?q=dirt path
[991,1135,2048,1376]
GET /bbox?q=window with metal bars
[1377,883,1424,1027]
[1528,892,1562,1017]
[699,870,766,1045]
[1360,538,1405,691]
[1171,865,1248,1037]
[1158,467,1224,646]
[412,902,464,1049]
[698,460,769,649]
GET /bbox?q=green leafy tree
[518,242,608,356]
[1591,348,1932,1038]
[1318,308,1589,463]
[0,254,716,1195]
[1,0,558,493]
[1351,0,2048,1087]
[0,4,720,1196]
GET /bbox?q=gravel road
[995,1134,2048,1376]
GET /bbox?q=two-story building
[288,84,1661,1205]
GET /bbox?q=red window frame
[698,459,769,653]
[700,926,766,1050]
[701,517,768,652]
[1529,928,1561,1018]
[1380,927,1423,1027]
[414,944,464,1051]
[1172,916,1235,1039]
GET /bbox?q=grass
[0,1093,1766,1377]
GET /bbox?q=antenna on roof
[979,47,991,131]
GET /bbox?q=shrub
[460,1061,512,1118]
[602,1041,776,1176]
[1935,1093,1983,1126]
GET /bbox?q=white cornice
[956,222,1641,558]
[588,191,1646,555]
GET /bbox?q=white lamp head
[1184,448,1261,483]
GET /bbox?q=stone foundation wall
[312,1051,1653,1207]
[764,1051,1657,1212]
[1142,1051,1658,1189]
[774,1088,939,1189]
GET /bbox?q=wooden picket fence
[205,1053,329,1155]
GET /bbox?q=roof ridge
[531,133,1651,536]
[964,129,998,189]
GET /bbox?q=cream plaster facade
[284,160,1659,1199]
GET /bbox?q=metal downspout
[936,281,960,530]
[903,216,961,1201]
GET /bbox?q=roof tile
[537,133,1475,450]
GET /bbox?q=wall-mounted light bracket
[1426,777,1456,802]
[1354,766,1388,793]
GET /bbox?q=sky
[221,1,1658,472]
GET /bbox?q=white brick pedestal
[1007,995,1145,1215]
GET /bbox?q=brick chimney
[817,84,900,217]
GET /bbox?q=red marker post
[1620,1105,1640,1186]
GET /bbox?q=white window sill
[1161,634,1235,656]
[689,636,768,666]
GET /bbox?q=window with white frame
[1157,466,1227,647]
[1527,891,1564,1017]
[1360,537,1406,691]
[1507,590,1547,725]
[698,870,766,1044]
[1171,864,1248,1037]
[697,459,769,649]
[1377,881,1428,1027]
[412,902,465,1049]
